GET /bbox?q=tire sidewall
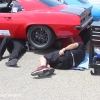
[27,25,55,49]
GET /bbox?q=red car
[0,0,92,49]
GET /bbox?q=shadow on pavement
[33,73,56,79]
[29,47,57,55]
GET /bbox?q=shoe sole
[6,59,18,66]
[38,68,55,77]
[31,68,50,76]
[49,68,55,74]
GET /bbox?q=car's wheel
[27,25,55,49]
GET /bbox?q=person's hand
[59,48,65,56]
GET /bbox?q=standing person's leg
[0,36,13,61]
[6,40,26,66]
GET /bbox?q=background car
[0,0,92,49]
[88,0,100,6]
[58,0,100,21]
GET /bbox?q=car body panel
[0,0,92,39]
[62,0,92,8]
[59,0,100,21]
[0,13,13,38]
[91,5,100,21]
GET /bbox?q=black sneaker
[38,68,55,77]
[5,59,18,66]
[31,66,50,76]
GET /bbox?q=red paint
[0,0,91,39]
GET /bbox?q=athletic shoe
[38,68,55,77]
[31,66,50,76]
[5,59,18,66]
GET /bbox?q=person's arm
[59,42,79,56]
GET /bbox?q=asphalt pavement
[0,41,100,100]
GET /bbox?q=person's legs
[6,40,26,66]
[6,40,14,54]
[31,56,55,77]
[0,36,13,61]
[0,38,3,44]
[9,40,25,60]
[79,28,90,45]
[40,56,47,66]
[31,56,50,76]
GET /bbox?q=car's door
[10,1,26,38]
[0,4,13,37]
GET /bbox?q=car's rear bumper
[75,16,93,30]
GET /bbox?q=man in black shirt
[0,36,26,66]
[31,42,85,77]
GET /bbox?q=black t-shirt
[44,42,85,69]
[70,42,85,66]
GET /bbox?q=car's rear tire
[27,25,55,49]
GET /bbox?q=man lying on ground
[0,36,26,66]
[31,38,85,77]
